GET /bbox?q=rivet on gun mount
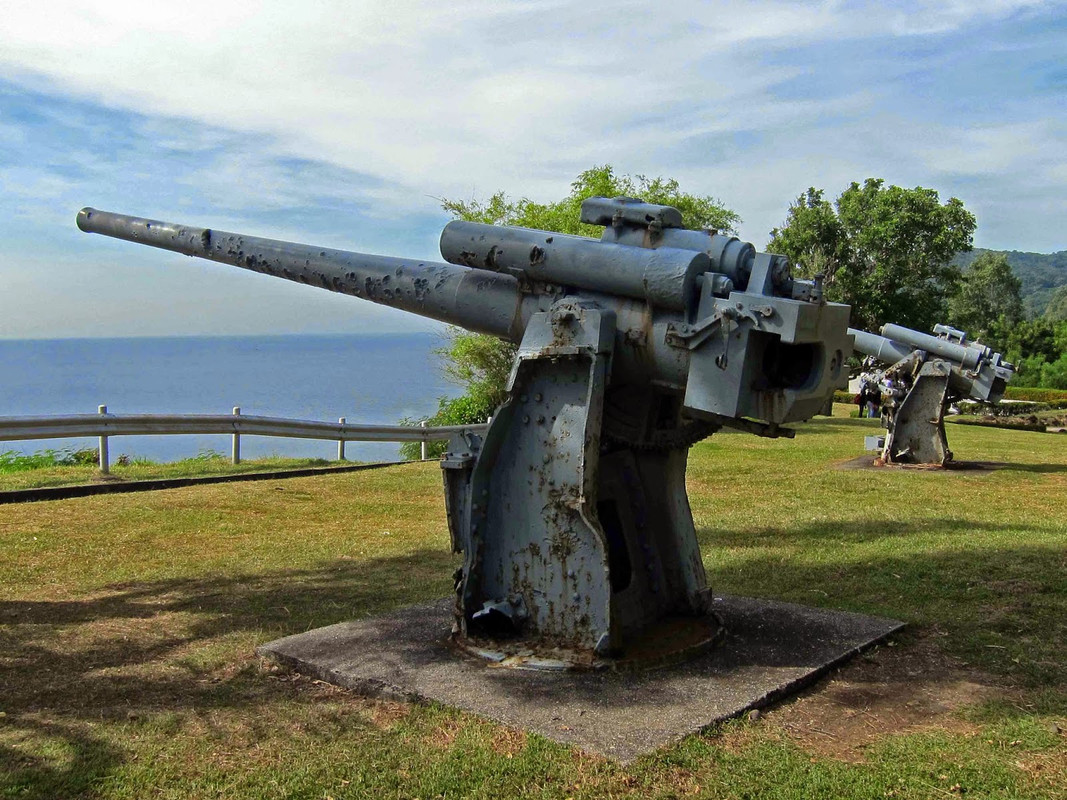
[77,197,854,669]
[851,323,1015,466]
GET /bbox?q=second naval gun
[78,196,853,667]
[850,323,1015,465]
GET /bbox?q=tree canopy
[1044,285,1067,322]
[441,165,740,236]
[948,251,1023,348]
[400,166,740,457]
[768,179,976,332]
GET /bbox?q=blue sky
[1,0,1064,338]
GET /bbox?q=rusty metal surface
[884,360,952,465]
[77,208,528,339]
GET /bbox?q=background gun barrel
[848,328,913,364]
[440,220,709,312]
[77,208,526,340]
[880,323,984,370]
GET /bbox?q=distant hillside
[953,249,1067,316]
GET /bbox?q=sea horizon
[0,332,454,463]
[0,330,444,343]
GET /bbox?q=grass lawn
[1,409,1064,798]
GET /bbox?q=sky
[1,0,1064,339]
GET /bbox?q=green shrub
[1002,386,1067,402]
[399,392,497,461]
[0,447,99,473]
[1038,353,1067,390]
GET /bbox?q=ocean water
[0,333,454,463]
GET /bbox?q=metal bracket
[707,413,796,439]
[666,301,776,352]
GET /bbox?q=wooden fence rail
[0,410,485,474]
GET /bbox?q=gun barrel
[848,328,913,364]
[77,208,526,340]
[880,323,985,370]
[439,220,709,312]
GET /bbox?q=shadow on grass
[0,549,456,799]
[698,518,1066,688]
[791,417,884,435]
[697,516,1030,547]
[0,717,126,800]
[988,461,1067,474]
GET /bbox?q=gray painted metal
[97,405,109,474]
[599,225,766,293]
[232,406,241,464]
[77,195,854,665]
[440,220,709,312]
[885,360,952,464]
[849,328,912,366]
[880,323,986,371]
[850,322,1015,465]
[579,195,685,230]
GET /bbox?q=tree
[948,251,1023,348]
[1003,316,1067,387]
[1005,318,1061,364]
[1039,353,1067,389]
[401,165,739,459]
[1044,285,1067,322]
[768,178,976,332]
[440,165,740,236]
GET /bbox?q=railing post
[231,406,241,464]
[97,405,109,474]
[420,420,428,461]
[338,417,346,461]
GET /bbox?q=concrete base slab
[258,596,904,762]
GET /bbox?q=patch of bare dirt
[424,717,464,749]
[835,455,1003,472]
[490,726,528,757]
[89,473,125,483]
[369,699,411,730]
[758,632,1005,761]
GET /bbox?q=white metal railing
[0,406,485,474]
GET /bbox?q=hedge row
[1003,386,1067,403]
[831,387,1067,408]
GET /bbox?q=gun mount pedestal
[442,301,721,668]
[78,196,853,668]
[881,357,952,465]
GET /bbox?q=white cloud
[3,1,1051,200]
[916,119,1065,176]
[0,0,1064,339]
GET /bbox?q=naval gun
[78,197,853,667]
[850,323,1015,466]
